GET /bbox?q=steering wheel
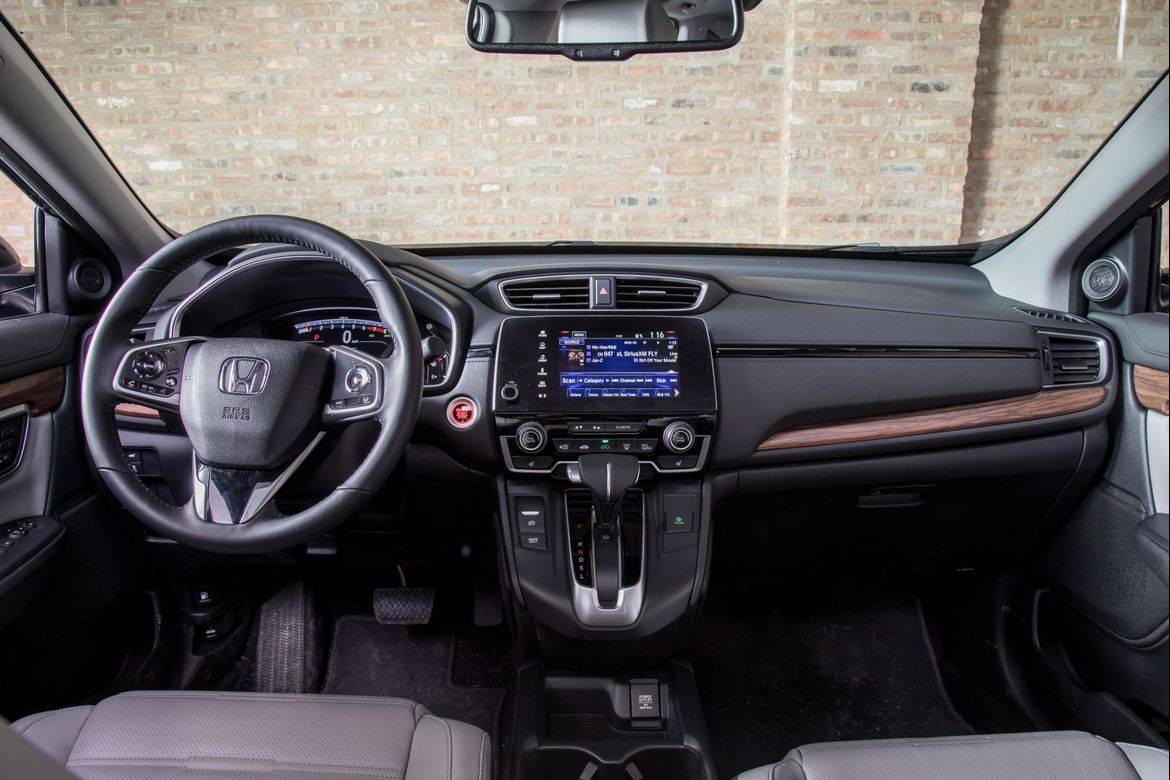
[81,216,422,554]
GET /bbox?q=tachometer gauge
[292,315,394,357]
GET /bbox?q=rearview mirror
[466,0,744,60]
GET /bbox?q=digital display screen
[495,316,716,413]
[557,330,679,400]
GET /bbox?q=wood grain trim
[0,366,65,416]
[115,402,162,420]
[757,386,1108,452]
[1134,365,1169,415]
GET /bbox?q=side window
[0,171,37,318]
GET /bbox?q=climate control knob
[516,421,548,453]
[663,421,696,453]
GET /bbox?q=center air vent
[614,276,704,310]
[1042,333,1105,387]
[500,276,590,310]
[499,274,707,310]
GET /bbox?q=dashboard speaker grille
[615,276,703,310]
[1014,306,1085,324]
[500,277,590,309]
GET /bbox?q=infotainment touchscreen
[557,330,679,400]
[495,316,716,413]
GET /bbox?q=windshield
[1,0,1166,256]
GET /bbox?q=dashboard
[120,245,1118,559]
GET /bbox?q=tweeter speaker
[1081,256,1125,303]
[68,257,113,302]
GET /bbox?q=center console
[492,315,720,778]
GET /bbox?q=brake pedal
[373,587,435,625]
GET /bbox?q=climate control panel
[496,415,714,476]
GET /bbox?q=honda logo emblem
[218,357,270,395]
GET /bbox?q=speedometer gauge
[292,315,394,357]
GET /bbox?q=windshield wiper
[542,239,597,247]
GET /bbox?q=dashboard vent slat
[1044,333,1104,386]
[1014,307,1085,324]
[501,277,590,310]
[615,277,703,310]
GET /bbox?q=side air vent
[1042,333,1105,387]
[500,276,590,310]
[615,276,704,310]
[1014,306,1086,324]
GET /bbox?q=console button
[637,439,657,454]
[572,439,596,454]
[518,532,547,551]
[657,455,698,470]
[514,496,547,532]
[610,422,642,434]
[663,494,697,534]
[553,439,573,453]
[514,455,553,471]
[593,275,614,307]
[615,439,638,453]
[570,421,607,434]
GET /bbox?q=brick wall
[0,0,1166,266]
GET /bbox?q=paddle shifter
[574,454,640,608]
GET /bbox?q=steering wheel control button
[515,421,547,452]
[344,365,372,394]
[663,421,696,453]
[132,350,166,380]
[499,380,520,403]
[446,397,479,429]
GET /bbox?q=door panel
[1032,208,1170,746]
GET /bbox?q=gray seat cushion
[10,690,490,780]
[734,731,1168,780]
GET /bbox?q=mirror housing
[466,0,744,61]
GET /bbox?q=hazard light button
[593,275,613,307]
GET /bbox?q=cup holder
[521,745,706,779]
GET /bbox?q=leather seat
[734,731,1169,780]
[9,690,490,780]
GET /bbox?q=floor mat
[690,581,972,778]
[322,615,505,734]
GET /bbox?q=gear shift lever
[575,454,640,608]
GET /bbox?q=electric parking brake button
[514,496,547,533]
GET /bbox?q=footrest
[373,587,435,625]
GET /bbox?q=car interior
[0,0,1168,778]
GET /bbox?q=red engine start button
[446,396,478,429]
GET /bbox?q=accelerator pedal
[373,587,435,625]
[473,576,503,627]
